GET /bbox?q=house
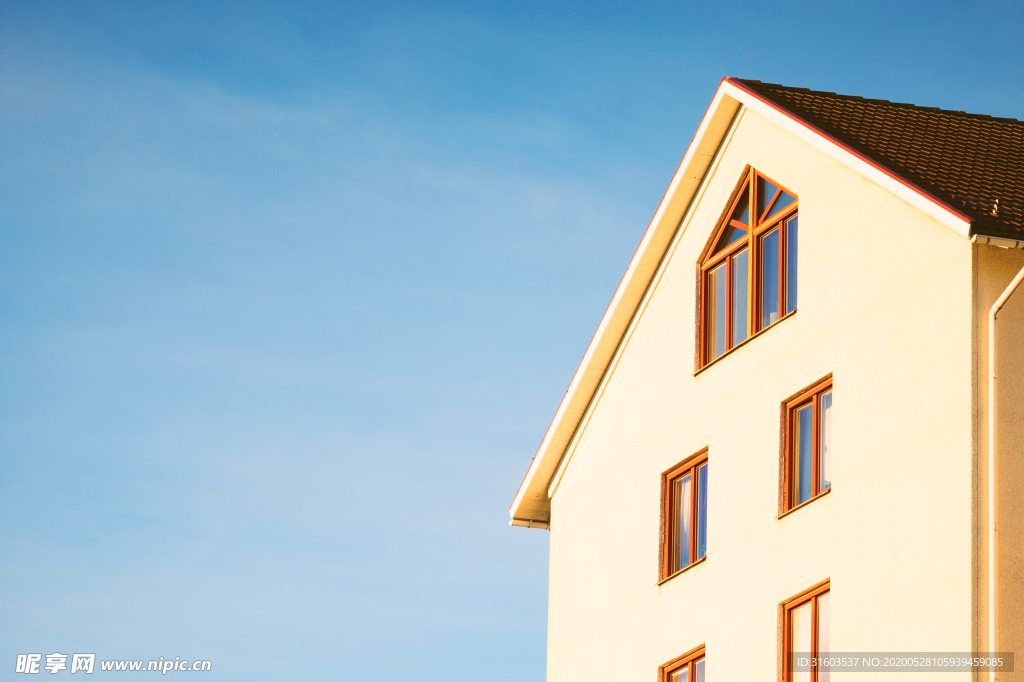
[509,78,1024,681]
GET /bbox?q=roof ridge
[735,78,1024,125]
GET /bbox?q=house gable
[510,77,1011,528]
[543,103,973,518]
[544,106,977,679]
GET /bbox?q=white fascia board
[509,83,742,527]
[545,105,746,502]
[720,79,974,237]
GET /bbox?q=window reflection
[819,391,832,492]
[693,659,705,682]
[732,249,749,346]
[761,229,780,327]
[673,473,692,571]
[696,463,708,560]
[818,593,831,682]
[786,216,798,314]
[795,404,814,505]
[707,263,727,360]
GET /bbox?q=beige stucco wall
[545,107,988,681]
[975,243,1024,672]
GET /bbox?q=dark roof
[737,79,1024,240]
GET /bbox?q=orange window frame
[659,644,705,682]
[699,168,798,367]
[783,376,833,512]
[660,448,708,581]
[782,581,829,682]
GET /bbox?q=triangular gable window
[699,169,799,367]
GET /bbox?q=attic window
[700,169,798,367]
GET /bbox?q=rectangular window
[759,214,798,329]
[662,450,708,580]
[784,583,830,682]
[785,377,833,511]
[660,646,705,682]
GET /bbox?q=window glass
[761,229,780,327]
[767,189,797,220]
[785,216,798,314]
[696,463,708,560]
[670,669,689,682]
[707,263,727,360]
[818,593,831,682]
[732,192,750,225]
[758,177,779,217]
[790,601,813,682]
[794,404,814,505]
[787,590,828,682]
[674,473,692,570]
[819,391,832,492]
[713,224,747,254]
[732,249,749,346]
[693,659,705,682]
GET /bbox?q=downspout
[975,234,1024,682]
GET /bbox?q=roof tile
[738,80,1024,240]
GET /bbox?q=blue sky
[1,1,1022,679]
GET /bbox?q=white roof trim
[509,78,974,528]
[545,105,747,502]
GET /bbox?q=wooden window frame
[780,580,829,682]
[659,448,708,582]
[781,375,833,513]
[659,644,705,682]
[698,168,798,369]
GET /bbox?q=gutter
[974,234,1024,250]
[510,518,550,530]
[972,233,1024,681]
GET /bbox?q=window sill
[694,309,797,377]
[776,486,831,520]
[657,555,707,586]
